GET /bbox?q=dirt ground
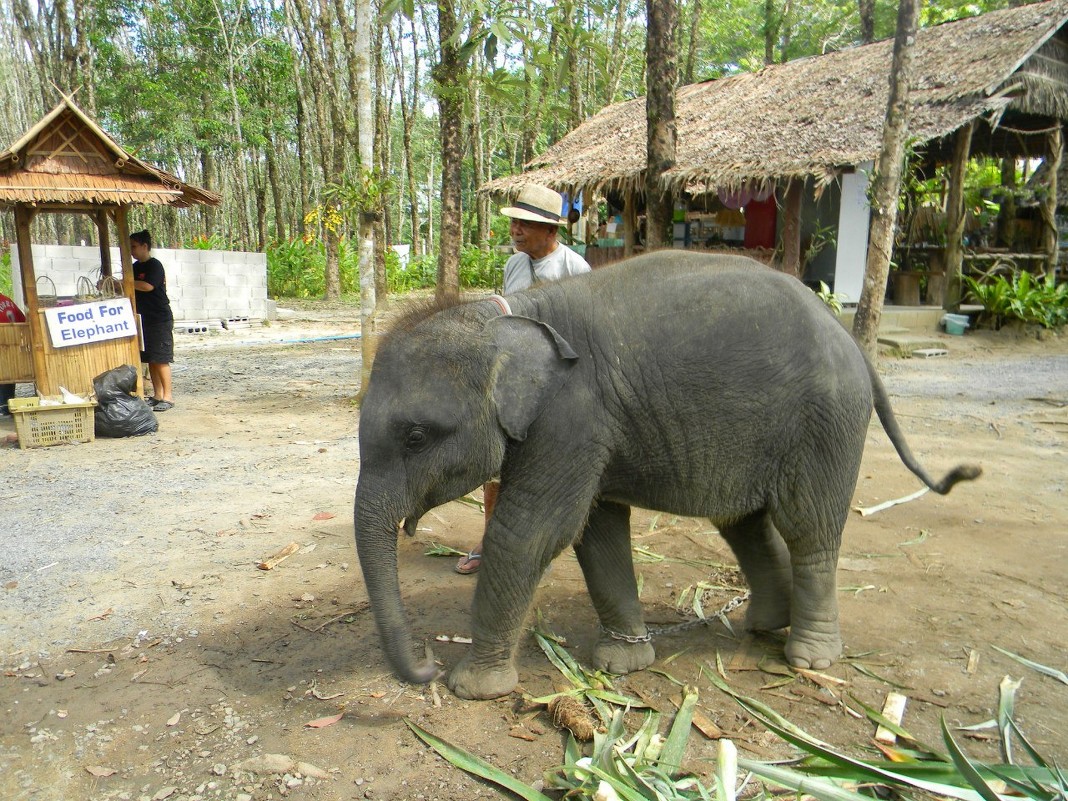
[1,297,1066,801]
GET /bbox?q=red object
[0,293,26,323]
[744,196,777,249]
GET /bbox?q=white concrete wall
[10,245,271,324]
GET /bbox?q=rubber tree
[852,0,918,358]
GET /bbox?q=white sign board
[44,298,138,349]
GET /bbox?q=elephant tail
[866,358,982,494]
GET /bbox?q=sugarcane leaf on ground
[991,646,1068,686]
[940,716,1012,801]
[848,694,946,759]
[404,719,554,801]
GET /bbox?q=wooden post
[623,189,638,256]
[14,205,50,394]
[780,179,803,277]
[96,210,112,277]
[1041,125,1061,276]
[115,206,144,398]
[943,122,973,310]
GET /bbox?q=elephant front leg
[447,483,595,700]
[574,502,655,675]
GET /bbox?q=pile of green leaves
[964,270,1068,329]
[405,634,1066,801]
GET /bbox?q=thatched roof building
[485,0,1068,198]
[0,96,220,208]
[0,95,220,401]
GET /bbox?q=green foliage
[267,236,369,298]
[458,245,506,290]
[815,281,847,314]
[963,270,1068,329]
[267,238,326,298]
[385,245,505,295]
[323,169,397,220]
[388,253,437,293]
[182,232,230,250]
[0,251,12,297]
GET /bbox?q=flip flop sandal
[454,551,482,575]
[153,401,174,412]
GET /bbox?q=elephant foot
[784,630,842,670]
[744,597,791,633]
[593,637,655,675]
[447,656,518,700]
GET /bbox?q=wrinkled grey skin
[354,251,980,700]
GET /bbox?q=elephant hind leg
[771,507,845,670]
[574,501,655,675]
[719,513,793,632]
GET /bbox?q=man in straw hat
[455,184,592,575]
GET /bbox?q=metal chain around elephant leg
[600,590,751,641]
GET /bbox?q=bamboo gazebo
[0,95,220,401]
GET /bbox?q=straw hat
[500,184,566,226]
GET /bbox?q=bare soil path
[2,299,1066,801]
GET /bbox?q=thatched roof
[0,96,221,208]
[485,0,1068,198]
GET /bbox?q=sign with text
[44,298,138,349]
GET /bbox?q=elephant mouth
[399,515,421,537]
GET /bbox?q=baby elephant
[353,251,980,699]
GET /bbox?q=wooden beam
[14,205,51,395]
[943,122,974,310]
[114,207,144,398]
[96,210,112,277]
[623,191,638,256]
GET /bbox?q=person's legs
[143,322,175,408]
[0,383,15,415]
[149,363,173,402]
[456,480,499,574]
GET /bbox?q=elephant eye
[405,425,429,452]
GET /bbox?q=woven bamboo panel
[33,311,142,397]
[0,323,34,383]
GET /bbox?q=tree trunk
[763,0,777,65]
[355,0,376,395]
[684,0,702,84]
[266,134,286,242]
[373,18,390,297]
[858,0,876,44]
[645,0,678,251]
[200,146,217,235]
[390,16,421,256]
[852,0,918,358]
[604,0,629,104]
[434,0,464,301]
[1041,126,1062,275]
[780,180,803,277]
[469,48,490,246]
[996,157,1016,248]
[942,123,973,311]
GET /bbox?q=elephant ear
[486,315,578,441]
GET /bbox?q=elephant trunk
[354,491,438,685]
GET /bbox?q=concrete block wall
[10,245,270,324]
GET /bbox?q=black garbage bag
[92,365,158,438]
[93,364,139,402]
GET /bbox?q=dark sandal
[153,400,174,412]
[454,551,482,575]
